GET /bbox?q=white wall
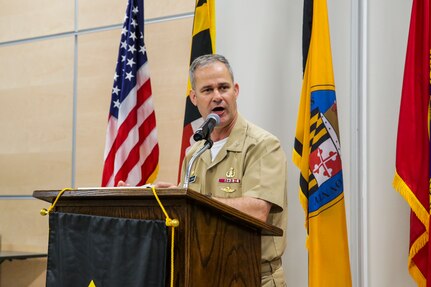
[368,0,415,286]
[217,0,417,286]
[217,1,307,286]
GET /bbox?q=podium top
[33,187,282,236]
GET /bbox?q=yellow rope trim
[393,171,430,229]
[393,171,430,286]
[408,244,427,287]
[151,185,179,287]
[407,231,429,287]
[40,188,73,216]
[409,231,429,260]
[408,232,429,287]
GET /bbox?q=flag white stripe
[126,128,158,186]
[117,63,150,127]
[103,117,118,160]
[112,95,155,178]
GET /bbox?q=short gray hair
[189,54,235,89]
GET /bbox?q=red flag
[393,0,431,285]
[102,0,159,187]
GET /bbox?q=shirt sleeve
[242,136,287,213]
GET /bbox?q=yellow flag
[293,0,352,286]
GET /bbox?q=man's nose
[212,89,222,101]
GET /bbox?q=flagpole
[349,0,369,285]
[358,0,369,285]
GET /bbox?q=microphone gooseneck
[183,139,213,189]
[184,114,220,189]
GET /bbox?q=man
[157,54,288,286]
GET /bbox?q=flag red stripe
[137,144,160,186]
[116,80,152,152]
[103,79,154,186]
[114,111,157,185]
[101,117,118,186]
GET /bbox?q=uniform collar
[200,114,248,167]
[223,113,247,152]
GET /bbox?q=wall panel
[144,0,194,19]
[78,0,194,31]
[145,18,192,183]
[0,200,50,251]
[0,199,49,286]
[0,38,74,195]
[75,29,121,187]
[0,258,46,287]
[0,0,74,42]
[78,0,127,30]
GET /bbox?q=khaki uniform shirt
[180,114,288,265]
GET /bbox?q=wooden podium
[33,188,282,287]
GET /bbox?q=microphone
[193,113,220,141]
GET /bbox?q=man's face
[190,61,239,130]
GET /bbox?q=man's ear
[234,83,240,99]
[190,89,197,106]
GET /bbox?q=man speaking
[156,54,288,286]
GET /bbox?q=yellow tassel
[408,259,427,287]
[40,188,73,216]
[392,172,429,229]
[393,171,430,287]
[150,185,178,287]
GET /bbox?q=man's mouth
[212,107,224,112]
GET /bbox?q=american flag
[102,0,159,187]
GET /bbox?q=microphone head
[207,113,221,126]
[193,113,221,142]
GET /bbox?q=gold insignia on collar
[226,167,235,178]
[221,186,236,193]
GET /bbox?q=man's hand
[154,181,177,188]
[116,180,177,188]
[117,180,129,187]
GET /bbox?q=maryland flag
[293,0,352,286]
[178,0,215,181]
[46,213,167,287]
[393,0,431,285]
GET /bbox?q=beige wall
[0,1,194,285]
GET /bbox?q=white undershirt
[210,137,228,161]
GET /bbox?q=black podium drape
[46,212,167,287]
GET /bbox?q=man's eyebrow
[199,84,213,91]
[199,82,230,90]
[216,82,231,88]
